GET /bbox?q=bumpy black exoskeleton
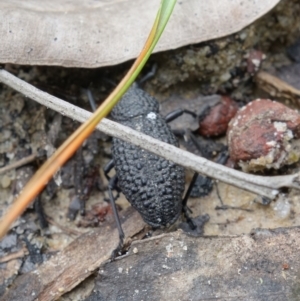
[110,83,185,228]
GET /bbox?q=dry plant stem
[46,217,82,236]
[256,71,300,105]
[1,69,300,198]
[0,153,36,174]
[1,209,145,301]
[0,248,28,263]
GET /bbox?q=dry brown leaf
[0,0,279,68]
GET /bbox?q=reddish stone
[198,96,238,137]
[227,99,300,168]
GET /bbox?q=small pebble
[1,175,11,188]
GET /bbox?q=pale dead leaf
[0,0,280,68]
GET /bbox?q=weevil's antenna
[138,63,157,85]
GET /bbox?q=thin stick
[0,248,28,263]
[255,71,300,105]
[46,217,82,236]
[1,69,300,199]
[0,153,36,174]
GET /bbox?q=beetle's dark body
[111,84,185,228]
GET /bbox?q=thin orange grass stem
[0,10,162,238]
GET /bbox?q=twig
[46,217,82,236]
[0,153,36,174]
[215,205,253,212]
[255,71,300,105]
[1,69,300,199]
[0,248,28,263]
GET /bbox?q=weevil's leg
[23,236,43,265]
[104,159,115,181]
[87,87,120,200]
[104,160,124,258]
[196,96,223,122]
[260,197,272,205]
[215,180,224,206]
[172,129,186,137]
[165,97,221,124]
[210,150,229,207]
[166,108,219,202]
[216,148,229,164]
[181,172,199,230]
[213,149,259,212]
[197,103,217,122]
[34,195,48,229]
[254,196,272,206]
[180,172,212,235]
[190,176,213,198]
[108,175,125,260]
[73,147,87,216]
[67,196,81,220]
[165,109,197,123]
[66,89,98,218]
[182,130,214,198]
[182,172,199,210]
[85,80,116,109]
[187,130,208,157]
[104,159,121,202]
[213,150,257,212]
[86,88,124,253]
[214,150,229,200]
[185,131,229,199]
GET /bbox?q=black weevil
[104,83,202,256]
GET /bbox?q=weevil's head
[111,83,159,121]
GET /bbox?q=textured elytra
[110,83,159,121]
[111,84,184,228]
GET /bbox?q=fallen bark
[89,227,300,301]
[1,209,145,301]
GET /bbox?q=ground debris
[1,209,145,301]
[87,227,300,301]
[255,71,300,106]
